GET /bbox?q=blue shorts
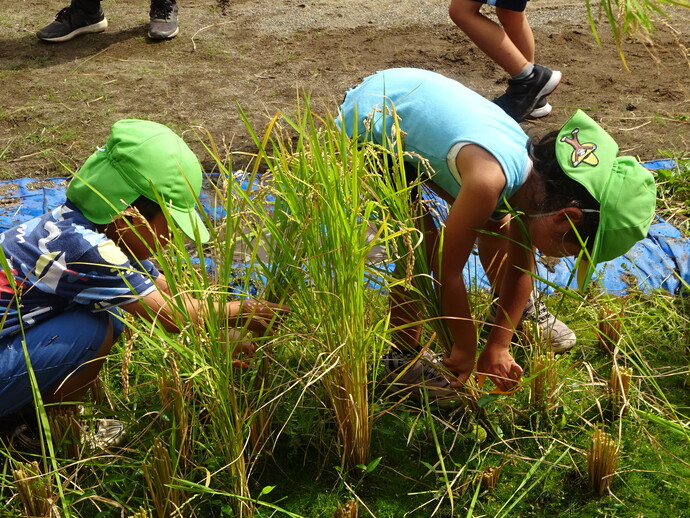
[0,307,124,417]
[472,0,528,12]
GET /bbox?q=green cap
[556,110,656,291]
[66,119,209,243]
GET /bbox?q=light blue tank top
[338,68,530,211]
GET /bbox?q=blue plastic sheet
[2,161,688,295]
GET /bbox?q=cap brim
[170,208,210,243]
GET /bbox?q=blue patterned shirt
[0,201,158,337]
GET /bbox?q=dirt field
[0,0,688,180]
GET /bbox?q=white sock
[512,63,534,80]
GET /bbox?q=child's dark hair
[131,195,164,220]
[529,131,600,249]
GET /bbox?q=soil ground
[0,0,688,181]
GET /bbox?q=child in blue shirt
[0,120,286,444]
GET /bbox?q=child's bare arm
[120,283,289,335]
[440,145,506,384]
[476,219,530,391]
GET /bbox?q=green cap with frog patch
[555,110,656,290]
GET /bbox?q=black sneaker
[36,6,107,42]
[148,0,179,40]
[493,65,562,123]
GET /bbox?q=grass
[1,104,689,517]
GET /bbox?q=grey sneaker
[37,6,107,42]
[148,0,179,40]
[382,348,460,407]
[493,64,561,123]
[489,297,576,353]
[522,297,576,353]
[84,419,126,450]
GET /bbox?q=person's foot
[489,296,576,353]
[521,297,576,353]
[148,0,179,40]
[527,97,552,119]
[381,348,460,408]
[8,424,42,456]
[493,65,562,123]
[36,6,107,42]
[84,418,127,450]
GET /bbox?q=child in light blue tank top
[337,68,655,397]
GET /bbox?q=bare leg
[390,211,440,352]
[496,7,535,63]
[449,0,529,76]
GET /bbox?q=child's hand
[476,344,523,393]
[443,347,476,387]
[237,299,290,336]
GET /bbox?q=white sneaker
[84,419,126,450]
[528,97,552,119]
[489,297,576,353]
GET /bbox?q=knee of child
[449,0,480,24]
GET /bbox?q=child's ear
[559,207,584,228]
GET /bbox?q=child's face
[528,213,584,258]
[110,210,171,259]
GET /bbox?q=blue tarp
[2,161,688,295]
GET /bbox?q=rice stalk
[158,355,192,465]
[12,460,57,518]
[142,437,185,518]
[608,364,633,416]
[587,427,620,496]
[47,407,81,461]
[237,99,400,469]
[333,499,359,518]
[479,465,502,492]
[595,305,623,354]
[529,351,559,414]
[585,0,688,69]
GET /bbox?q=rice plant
[587,427,620,496]
[479,465,502,492]
[595,304,623,354]
[586,0,690,69]
[333,499,358,518]
[12,460,55,518]
[608,364,634,416]
[232,99,406,469]
[528,351,559,415]
[142,437,185,518]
